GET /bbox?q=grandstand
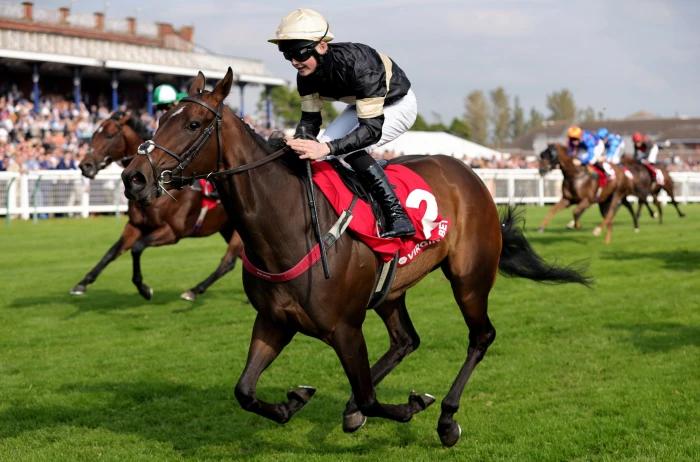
[0,1,285,120]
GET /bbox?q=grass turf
[1,204,698,461]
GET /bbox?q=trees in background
[260,85,601,148]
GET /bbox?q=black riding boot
[356,163,416,238]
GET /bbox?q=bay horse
[122,69,589,447]
[538,143,637,243]
[620,156,685,223]
[74,111,242,301]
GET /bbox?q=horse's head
[122,68,234,204]
[538,144,560,176]
[79,112,135,179]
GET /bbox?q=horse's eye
[188,121,201,130]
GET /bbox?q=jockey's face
[569,137,580,147]
[288,41,328,77]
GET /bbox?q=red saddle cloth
[312,162,449,266]
[198,179,219,210]
[642,162,661,184]
[590,165,608,189]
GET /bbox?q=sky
[38,0,700,122]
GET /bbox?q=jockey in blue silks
[567,126,600,165]
[597,128,624,164]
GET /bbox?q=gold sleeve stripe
[378,52,393,95]
[300,93,322,112]
[357,97,385,119]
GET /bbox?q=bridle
[135,95,289,194]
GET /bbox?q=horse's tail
[498,206,592,286]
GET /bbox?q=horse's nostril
[130,171,146,187]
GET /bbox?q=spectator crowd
[1,84,697,173]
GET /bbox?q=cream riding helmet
[269,9,334,62]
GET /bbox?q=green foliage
[578,106,597,123]
[511,96,526,140]
[465,90,489,145]
[546,88,577,121]
[260,86,338,128]
[528,107,545,130]
[490,87,511,147]
[2,206,699,460]
[448,117,471,139]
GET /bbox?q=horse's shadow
[0,380,432,455]
[8,288,248,318]
[601,249,700,272]
[606,322,700,353]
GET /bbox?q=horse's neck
[557,148,580,178]
[222,121,316,267]
[122,129,143,161]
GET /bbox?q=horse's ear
[188,71,206,96]
[212,67,234,103]
[117,111,131,125]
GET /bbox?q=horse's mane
[111,111,152,141]
[227,106,306,177]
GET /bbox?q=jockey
[153,84,180,111]
[597,128,624,164]
[269,8,416,238]
[567,126,602,166]
[632,132,659,164]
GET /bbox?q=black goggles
[283,44,318,62]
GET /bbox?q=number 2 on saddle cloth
[312,162,450,267]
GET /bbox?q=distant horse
[620,156,685,223]
[73,111,242,301]
[122,68,589,447]
[538,143,637,243]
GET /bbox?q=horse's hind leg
[343,294,422,432]
[665,185,685,218]
[437,279,495,447]
[181,232,242,301]
[621,197,639,232]
[538,197,569,232]
[70,223,141,295]
[234,314,314,423]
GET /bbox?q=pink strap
[241,245,322,282]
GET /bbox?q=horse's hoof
[634,228,640,233]
[180,290,196,302]
[409,391,436,411]
[287,385,316,404]
[342,410,367,433]
[70,285,85,296]
[537,227,545,233]
[139,285,153,300]
[592,226,602,237]
[438,420,462,447]
[566,220,576,230]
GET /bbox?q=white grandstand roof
[0,29,286,86]
[378,131,502,159]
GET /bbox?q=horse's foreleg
[599,193,623,244]
[644,198,656,219]
[181,232,242,301]
[70,223,141,295]
[343,295,422,432]
[621,197,639,232]
[538,197,570,232]
[437,283,496,447]
[131,226,177,300]
[332,323,434,427]
[665,184,685,218]
[234,314,311,424]
[571,199,591,229]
